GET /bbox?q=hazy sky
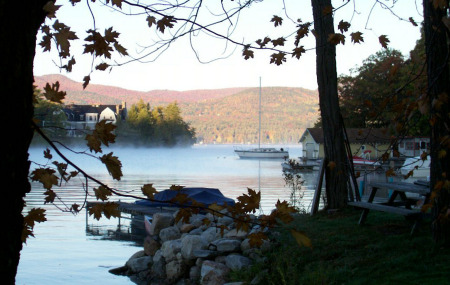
[33,0,423,91]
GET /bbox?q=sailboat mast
[258,77,261,149]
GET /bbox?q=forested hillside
[34,75,319,144]
[180,87,319,144]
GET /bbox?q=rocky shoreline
[109,209,273,284]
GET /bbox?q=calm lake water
[18,144,325,284]
[18,144,412,284]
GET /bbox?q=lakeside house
[299,128,430,160]
[299,128,392,160]
[397,136,430,157]
[63,102,127,137]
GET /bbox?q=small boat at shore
[281,158,320,173]
[136,187,235,235]
[352,156,381,170]
[400,156,430,178]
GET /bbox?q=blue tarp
[135,187,235,207]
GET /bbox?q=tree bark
[0,1,48,283]
[423,1,450,243]
[311,0,350,209]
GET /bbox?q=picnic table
[348,181,430,234]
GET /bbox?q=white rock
[201,227,223,243]
[181,235,207,260]
[149,213,175,235]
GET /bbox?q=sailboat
[234,78,289,159]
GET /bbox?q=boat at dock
[352,155,381,170]
[400,156,430,178]
[281,157,320,172]
[136,187,235,236]
[135,187,235,208]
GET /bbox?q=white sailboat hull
[234,77,289,160]
[234,148,288,159]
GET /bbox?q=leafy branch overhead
[30,0,429,251]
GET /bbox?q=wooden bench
[348,181,430,235]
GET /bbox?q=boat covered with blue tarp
[135,187,235,208]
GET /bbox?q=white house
[63,103,127,137]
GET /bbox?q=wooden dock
[86,201,177,217]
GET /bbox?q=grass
[231,208,450,285]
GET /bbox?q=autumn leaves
[239,5,401,67]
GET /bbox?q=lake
[18,144,324,284]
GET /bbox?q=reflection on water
[85,213,146,246]
[20,144,410,284]
[19,145,316,284]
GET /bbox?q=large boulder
[161,239,182,262]
[149,213,175,236]
[165,259,188,282]
[224,228,248,239]
[201,227,224,244]
[144,236,161,256]
[180,223,196,233]
[126,256,153,274]
[159,225,181,242]
[181,235,207,260]
[225,254,252,271]
[190,214,208,228]
[150,250,166,279]
[213,239,241,253]
[200,260,230,285]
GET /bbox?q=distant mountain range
[34,74,320,144]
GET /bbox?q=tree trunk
[423,1,450,243]
[311,0,349,209]
[0,1,48,283]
